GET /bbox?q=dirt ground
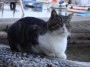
[67,46,90,62]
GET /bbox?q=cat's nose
[62,28,65,32]
[61,26,67,33]
[62,24,67,32]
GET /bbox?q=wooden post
[0,2,4,16]
[19,0,24,17]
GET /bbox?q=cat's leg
[21,43,32,53]
[8,39,21,52]
[41,49,56,57]
[25,25,41,53]
[31,45,41,54]
[33,44,56,57]
[31,44,55,57]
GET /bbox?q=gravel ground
[0,47,87,67]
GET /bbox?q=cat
[7,9,73,59]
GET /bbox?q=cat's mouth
[59,27,71,35]
[57,30,70,36]
[49,29,70,36]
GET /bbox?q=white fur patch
[38,32,68,59]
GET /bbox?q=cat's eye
[51,23,61,30]
[66,22,71,30]
[66,22,71,27]
[54,24,61,28]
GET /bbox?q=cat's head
[47,9,73,36]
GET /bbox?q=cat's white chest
[38,33,68,59]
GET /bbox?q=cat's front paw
[45,52,56,57]
[48,53,56,57]
[57,53,67,60]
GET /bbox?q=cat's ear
[68,12,74,19]
[66,12,74,22]
[51,9,57,18]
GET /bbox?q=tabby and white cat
[7,9,73,59]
